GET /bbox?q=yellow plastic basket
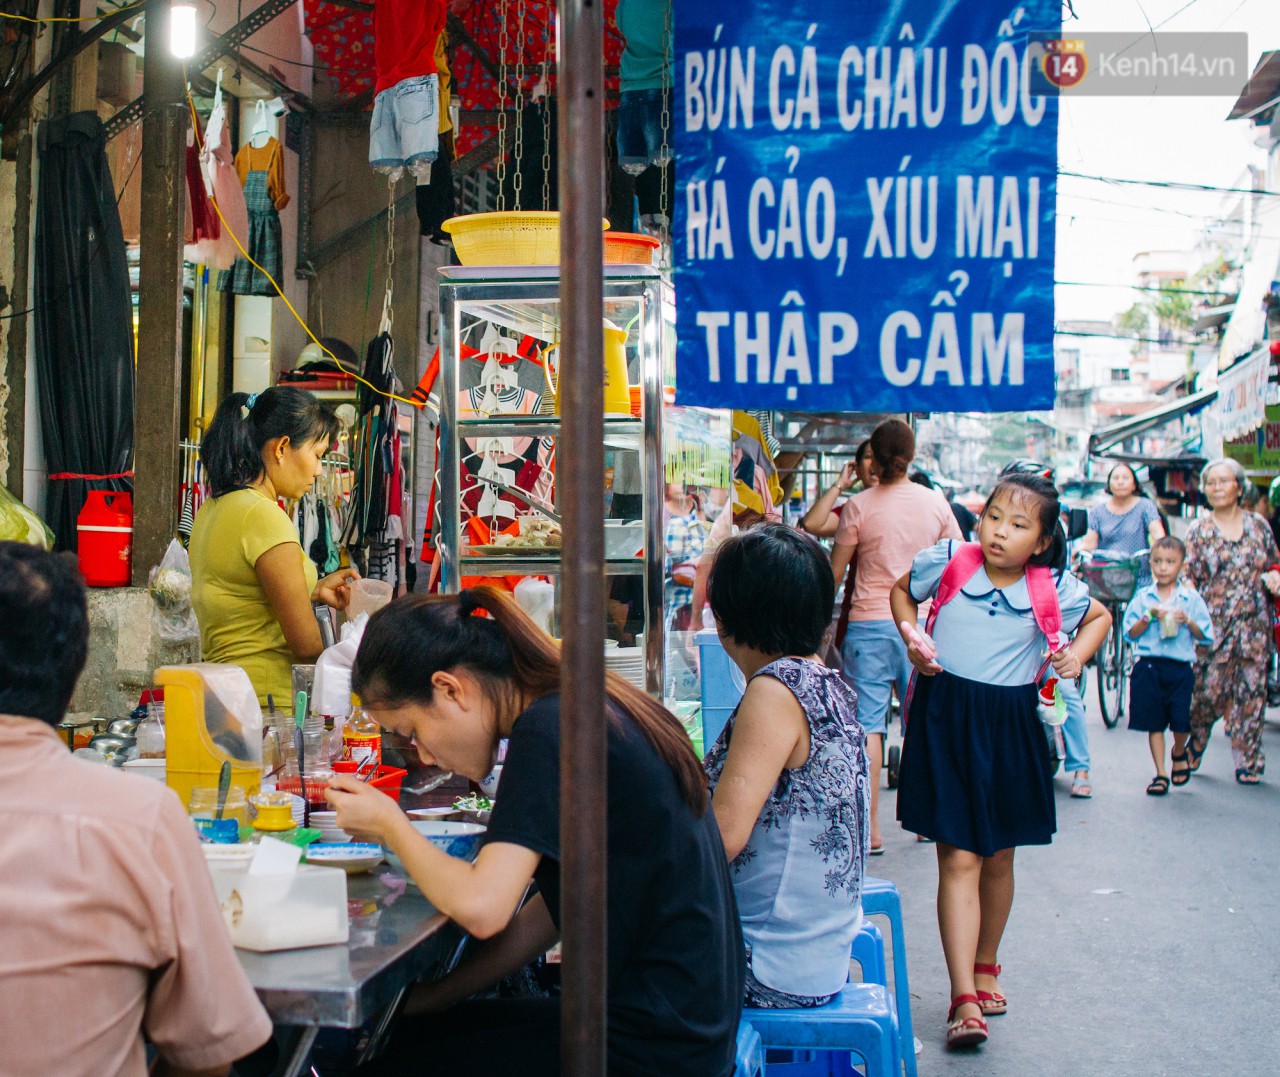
[442,211,610,266]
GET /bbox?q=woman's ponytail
[202,392,263,497]
[201,386,339,498]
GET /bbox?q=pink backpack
[924,542,1063,652]
[905,543,1063,711]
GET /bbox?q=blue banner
[673,0,1060,412]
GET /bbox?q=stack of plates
[306,810,352,844]
[606,646,646,690]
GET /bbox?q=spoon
[214,760,232,821]
[403,770,455,795]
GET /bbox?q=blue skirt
[897,671,1056,857]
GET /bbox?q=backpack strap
[923,542,985,638]
[1024,565,1064,654]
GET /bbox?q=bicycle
[1075,550,1148,729]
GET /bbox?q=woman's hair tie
[239,392,260,420]
[457,591,481,618]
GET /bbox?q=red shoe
[946,994,989,1049]
[974,963,1007,1015]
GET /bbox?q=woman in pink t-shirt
[830,420,961,853]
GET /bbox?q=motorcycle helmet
[999,458,1055,484]
[1268,475,1280,512]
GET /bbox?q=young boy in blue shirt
[1122,536,1214,795]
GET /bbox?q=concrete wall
[67,586,200,723]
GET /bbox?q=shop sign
[673,0,1060,412]
[1225,404,1280,471]
[1215,346,1270,442]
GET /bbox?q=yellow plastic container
[542,321,633,416]
[156,665,262,812]
[442,211,610,266]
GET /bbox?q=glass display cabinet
[436,266,671,696]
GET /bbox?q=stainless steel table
[237,867,465,1076]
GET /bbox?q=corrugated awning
[1087,387,1219,455]
[1227,50,1280,123]
[1192,304,1234,334]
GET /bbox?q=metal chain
[658,0,673,265]
[541,20,552,211]
[512,0,527,210]
[496,0,511,211]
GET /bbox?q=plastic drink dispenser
[155,664,263,809]
[77,491,133,586]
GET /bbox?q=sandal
[869,842,885,856]
[1146,776,1170,796]
[1186,742,1205,773]
[1235,769,1261,786]
[1170,751,1191,786]
[946,994,989,1048]
[1070,779,1093,798]
[973,963,1007,1015]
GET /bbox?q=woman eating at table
[325,588,745,1077]
[189,386,358,707]
[703,525,869,1009]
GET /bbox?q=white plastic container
[207,864,349,952]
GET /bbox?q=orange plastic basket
[604,230,660,265]
[443,212,610,266]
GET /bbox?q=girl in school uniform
[889,472,1111,1049]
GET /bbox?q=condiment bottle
[342,704,382,769]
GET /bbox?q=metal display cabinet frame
[436,266,670,696]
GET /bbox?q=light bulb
[170,2,198,60]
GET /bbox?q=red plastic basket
[331,761,407,801]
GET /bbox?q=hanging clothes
[183,125,221,265]
[219,138,289,296]
[415,32,456,240]
[34,111,135,552]
[200,90,250,271]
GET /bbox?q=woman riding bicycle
[1080,463,1165,581]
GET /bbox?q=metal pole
[557,0,607,1070]
[132,0,187,584]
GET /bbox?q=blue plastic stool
[861,876,917,1077]
[735,1020,766,1077]
[747,983,901,1077]
[851,919,887,986]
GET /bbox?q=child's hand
[1173,609,1190,625]
[900,621,942,676]
[1050,647,1084,680]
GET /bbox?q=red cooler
[77,491,133,586]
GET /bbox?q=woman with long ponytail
[326,587,745,1077]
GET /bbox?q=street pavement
[872,694,1280,1076]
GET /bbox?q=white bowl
[388,821,486,876]
[201,844,255,867]
[305,842,384,874]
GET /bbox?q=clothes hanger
[213,67,224,112]
[250,99,272,149]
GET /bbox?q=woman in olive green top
[189,387,357,706]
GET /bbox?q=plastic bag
[0,484,55,549]
[148,538,199,642]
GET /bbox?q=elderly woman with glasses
[1183,458,1280,785]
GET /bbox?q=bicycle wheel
[1097,625,1124,728]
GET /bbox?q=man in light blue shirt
[1121,536,1214,795]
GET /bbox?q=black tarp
[34,111,135,551]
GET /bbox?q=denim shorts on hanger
[370,73,440,182]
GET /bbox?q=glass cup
[188,786,248,826]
